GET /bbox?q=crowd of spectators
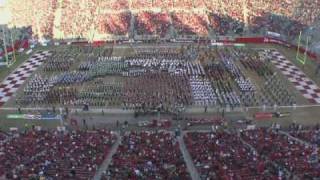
[0,129,117,179]
[172,0,193,8]
[246,0,320,36]
[289,124,320,147]
[184,131,278,179]
[99,0,129,11]
[216,0,245,22]
[6,0,320,39]
[8,0,57,39]
[249,12,306,37]
[1,124,320,179]
[292,0,320,26]
[7,0,34,27]
[1,130,48,179]
[131,0,153,9]
[32,0,58,39]
[208,13,244,35]
[0,131,7,141]
[60,0,94,38]
[104,131,190,179]
[193,0,212,9]
[96,12,131,36]
[135,12,171,37]
[172,12,209,36]
[241,128,320,179]
[151,0,174,9]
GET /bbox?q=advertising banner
[7,113,60,120]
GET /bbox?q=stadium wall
[233,37,317,59]
[0,37,317,61]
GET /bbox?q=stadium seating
[0,130,116,179]
[7,0,34,27]
[184,131,278,179]
[241,128,320,178]
[60,0,93,38]
[290,130,320,146]
[99,0,129,10]
[0,126,319,179]
[172,13,209,36]
[135,12,171,37]
[208,13,244,35]
[96,12,131,36]
[131,0,153,9]
[193,0,211,9]
[152,0,174,9]
[173,0,193,8]
[8,0,57,38]
[104,131,190,179]
[0,131,7,141]
[5,0,320,38]
[289,125,320,146]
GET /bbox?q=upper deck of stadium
[0,0,317,41]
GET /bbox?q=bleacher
[4,0,319,40]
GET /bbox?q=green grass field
[0,43,320,131]
[0,46,51,80]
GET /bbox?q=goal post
[1,25,9,67]
[7,29,17,67]
[1,26,16,68]
[296,31,309,65]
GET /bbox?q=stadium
[0,0,319,179]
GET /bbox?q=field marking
[0,51,52,107]
[0,104,317,112]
